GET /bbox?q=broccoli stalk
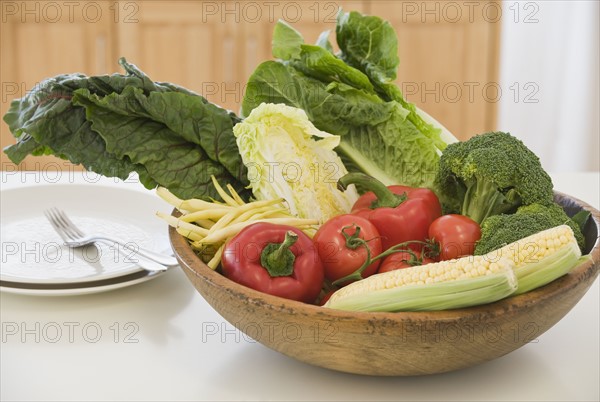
[461,177,521,224]
[435,132,554,224]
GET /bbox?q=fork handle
[88,236,179,266]
[110,246,169,272]
[78,239,169,272]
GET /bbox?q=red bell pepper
[221,223,324,303]
[338,173,442,251]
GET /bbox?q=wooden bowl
[170,193,599,376]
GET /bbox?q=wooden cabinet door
[116,1,239,110]
[230,0,499,139]
[115,0,499,138]
[1,0,500,172]
[116,1,368,113]
[0,1,116,171]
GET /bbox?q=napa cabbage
[233,103,359,221]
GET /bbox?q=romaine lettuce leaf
[243,14,452,189]
[336,10,445,151]
[272,21,374,92]
[242,61,440,188]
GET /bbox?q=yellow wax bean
[207,198,286,234]
[207,243,225,270]
[179,208,231,223]
[200,218,319,244]
[176,227,203,242]
[226,183,245,206]
[156,211,210,237]
[211,175,242,207]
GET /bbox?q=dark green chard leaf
[3,134,46,163]
[132,91,246,184]
[72,87,248,200]
[3,58,250,201]
[2,74,153,185]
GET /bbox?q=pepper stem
[260,231,298,277]
[337,173,406,209]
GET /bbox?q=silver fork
[44,208,177,272]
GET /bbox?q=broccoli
[474,203,586,255]
[435,132,554,223]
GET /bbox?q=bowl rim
[170,191,600,322]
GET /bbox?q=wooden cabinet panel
[116,2,232,106]
[117,1,366,112]
[371,1,501,139]
[0,1,115,170]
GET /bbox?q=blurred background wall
[1,0,598,172]
[497,0,599,172]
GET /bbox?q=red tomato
[313,214,382,284]
[428,214,481,261]
[378,250,435,273]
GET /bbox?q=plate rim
[1,182,168,286]
[0,269,166,297]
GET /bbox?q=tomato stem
[338,173,406,209]
[422,239,440,260]
[331,243,373,286]
[330,224,379,286]
[370,241,432,263]
[401,249,421,266]
[331,240,435,286]
[340,224,365,250]
[260,231,298,277]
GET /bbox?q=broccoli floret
[435,132,554,223]
[474,203,586,255]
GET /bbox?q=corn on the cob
[325,225,585,312]
[324,257,518,312]
[488,225,583,294]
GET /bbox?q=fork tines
[44,208,85,242]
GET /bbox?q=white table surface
[1,171,598,402]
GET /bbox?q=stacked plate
[1,183,174,296]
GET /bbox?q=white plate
[0,184,173,286]
[0,269,166,297]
